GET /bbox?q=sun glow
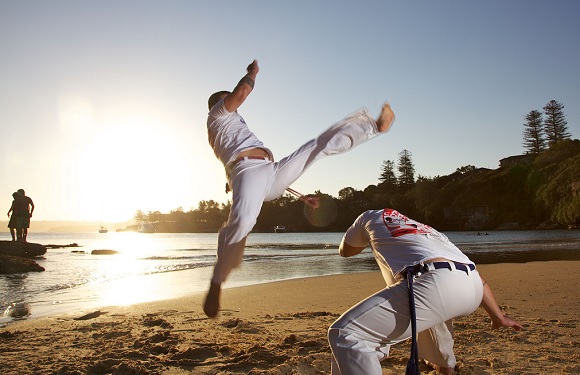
[75,117,191,222]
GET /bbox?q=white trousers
[379,264,457,369]
[211,108,380,284]
[328,265,483,375]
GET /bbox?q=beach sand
[0,260,578,374]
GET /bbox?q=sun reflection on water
[88,232,171,306]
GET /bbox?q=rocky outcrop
[0,241,47,258]
[0,254,45,273]
[91,249,120,255]
[0,241,46,274]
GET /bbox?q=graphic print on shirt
[381,208,434,238]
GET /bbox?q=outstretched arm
[480,275,524,331]
[224,59,259,112]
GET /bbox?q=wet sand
[0,261,578,374]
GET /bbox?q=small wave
[141,254,215,261]
[39,260,217,293]
[243,253,327,263]
[246,243,338,250]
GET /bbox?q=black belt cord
[405,267,421,375]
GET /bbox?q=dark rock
[0,254,45,274]
[91,249,120,255]
[3,302,31,318]
[0,241,47,258]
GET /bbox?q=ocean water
[1,230,579,325]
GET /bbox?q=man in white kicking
[204,59,395,318]
[328,208,524,374]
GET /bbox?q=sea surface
[1,230,579,325]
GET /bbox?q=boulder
[0,254,45,274]
[91,249,120,255]
[0,241,47,258]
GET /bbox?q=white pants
[379,263,457,369]
[328,265,483,375]
[211,108,380,284]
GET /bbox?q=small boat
[274,225,286,233]
[138,223,155,233]
[99,226,108,233]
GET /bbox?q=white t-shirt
[207,99,273,166]
[342,208,474,278]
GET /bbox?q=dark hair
[208,91,230,110]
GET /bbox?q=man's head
[208,91,230,110]
[17,189,25,195]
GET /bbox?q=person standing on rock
[6,192,20,241]
[14,189,34,243]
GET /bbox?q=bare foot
[376,102,395,132]
[203,281,221,318]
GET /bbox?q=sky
[1,1,579,223]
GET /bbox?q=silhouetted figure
[14,189,34,242]
[6,192,19,241]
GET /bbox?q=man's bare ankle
[203,282,222,318]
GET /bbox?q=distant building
[499,154,535,168]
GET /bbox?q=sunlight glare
[91,232,163,306]
[76,117,190,222]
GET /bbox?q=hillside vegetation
[135,139,579,232]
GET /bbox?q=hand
[302,195,320,209]
[247,59,259,74]
[491,314,524,331]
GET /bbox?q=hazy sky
[1,1,579,223]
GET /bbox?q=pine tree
[397,149,415,185]
[379,160,397,185]
[543,100,571,147]
[522,110,546,154]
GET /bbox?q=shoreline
[2,244,579,325]
[1,260,578,374]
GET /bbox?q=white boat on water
[138,223,155,233]
[98,226,108,233]
[274,225,286,233]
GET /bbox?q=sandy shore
[1,260,578,374]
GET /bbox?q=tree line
[522,100,571,154]
[131,101,577,232]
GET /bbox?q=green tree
[134,210,146,222]
[397,149,415,186]
[543,100,571,147]
[522,110,546,154]
[378,160,397,185]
